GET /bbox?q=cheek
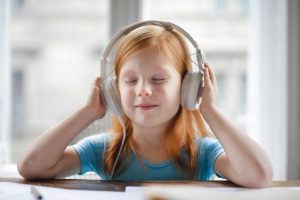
[160,83,181,104]
[119,86,133,107]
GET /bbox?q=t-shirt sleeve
[72,134,110,176]
[196,137,225,180]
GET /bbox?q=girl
[18,23,273,188]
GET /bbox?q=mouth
[135,103,158,111]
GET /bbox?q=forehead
[119,47,179,75]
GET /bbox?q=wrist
[80,105,102,123]
[200,104,218,119]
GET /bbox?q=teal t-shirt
[72,133,224,180]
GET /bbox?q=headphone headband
[100,20,205,77]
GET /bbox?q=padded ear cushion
[101,77,124,116]
[180,71,204,110]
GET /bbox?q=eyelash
[124,77,166,84]
[126,79,137,84]
[152,78,165,82]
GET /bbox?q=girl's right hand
[85,77,107,119]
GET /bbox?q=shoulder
[73,133,113,154]
[195,136,221,149]
[194,136,224,158]
[71,133,113,176]
[83,133,113,144]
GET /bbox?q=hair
[103,25,209,178]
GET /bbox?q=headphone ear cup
[101,77,124,117]
[181,71,204,110]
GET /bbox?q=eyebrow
[119,70,135,77]
[120,67,170,76]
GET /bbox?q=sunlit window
[9,0,109,163]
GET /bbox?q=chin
[125,109,177,128]
[134,116,173,128]
[134,119,161,127]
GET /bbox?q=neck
[131,122,172,163]
[132,122,169,150]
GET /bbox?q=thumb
[204,65,211,85]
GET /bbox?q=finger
[203,63,210,79]
[204,66,211,85]
[204,63,217,86]
[94,77,104,90]
[94,84,100,92]
[95,76,101,86]
[206,63,219,96]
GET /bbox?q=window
[8,0,109,163]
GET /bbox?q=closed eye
[153,78,165,81]
[125,79,137,83]
[152,77,167,83]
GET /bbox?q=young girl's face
[118,47,181,129]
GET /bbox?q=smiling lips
[135,103,158,111]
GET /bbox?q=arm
[17,77,106,180]
[200,64,273,188]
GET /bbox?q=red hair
[104,25,208,177]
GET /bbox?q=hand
[85,77,107,119]
[200,63,218,113]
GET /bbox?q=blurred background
[0,0,299,180]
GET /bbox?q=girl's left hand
[199,63,219,113]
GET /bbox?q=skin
[17,47,273,188]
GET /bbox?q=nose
[138,89,152,97]
[137,82,152,97]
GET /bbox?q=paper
[1,182,300,200]
[0,182,144,200]
[145,185,300,200]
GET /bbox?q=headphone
[99,20,205,179]
[100,20,205,117]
